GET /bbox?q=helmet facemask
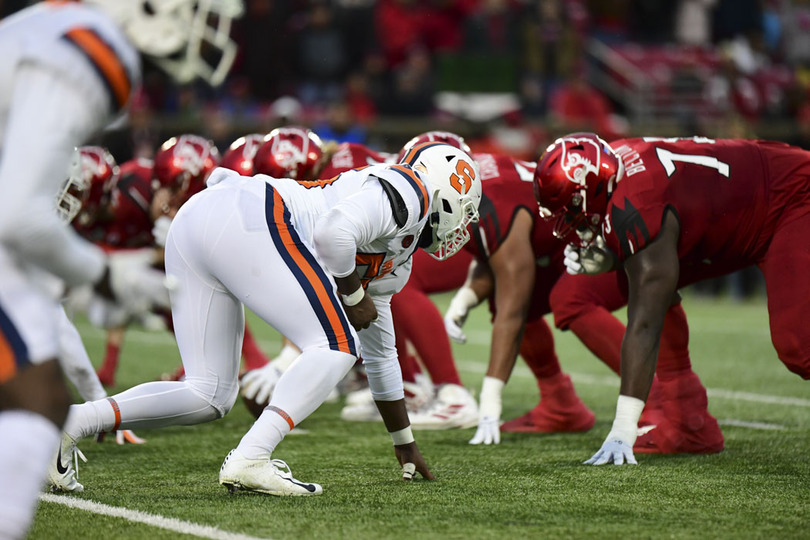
[88,0,244,86]
[56,147,118,224]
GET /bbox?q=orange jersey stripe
[0,333,16,384]
[297,176,340,189]
[64,28,131,111]
[271,190,353,354]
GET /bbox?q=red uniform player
[534,134,808,465]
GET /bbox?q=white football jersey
[0,2,139,142]
[251,163,432,297]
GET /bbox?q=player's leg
[57,306,107,403]
[0,259,71,535]
[760,211,810,379]
[96,326,126,387]
[217,184,358,495]
[634,301,724,454]
[550,272,630,375]
[500,316,595,433]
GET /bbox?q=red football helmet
[533,133,623,246]
[253,126,324,181]
[221,133,267,176]
[58,146,119,225]
[397,131,471,162]
[153,134,220,205]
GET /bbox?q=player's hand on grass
[394,441,435,481]
[469,416,500,445]
[584,438,637,466]
[469,376,503,445]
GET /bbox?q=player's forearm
[1,207,106,287]
[619,324,659,401]
[486,313,525,382]
[375,398,411,432]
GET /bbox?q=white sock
[65,381,219,440]
[236,349,355,459]
[0,410,60,540]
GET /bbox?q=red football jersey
[467,153,566,319]
[318,142,393,178]
[102,158,156,249]
[603,137,810,286]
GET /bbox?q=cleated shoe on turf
[501,373,595,433]
[219,449,322,496]
[47,433,87,493]
[409,384,479,430]
[634,372,724,455]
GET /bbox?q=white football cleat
[47,433,87,493]
[340,390,380,422]
[219,449,322,496]
[409,384,479,430]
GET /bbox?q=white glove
[444,287,478,344]
[151,216,173,248]
[584,438,637,465]
[469,376,504,445]
[106,249,174,314]
[584,395,644,466]
[564,235,614,275]
[469,416,500,445]
[241,364,283,405]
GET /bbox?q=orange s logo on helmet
[449,159,475,195]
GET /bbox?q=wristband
[478,376,505,419]
[341,286,365,307]
[607,394,646,446]
[448,286,479,317]
[390,426,415,446]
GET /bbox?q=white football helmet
[86,0,245,85]
[400,142,482,261]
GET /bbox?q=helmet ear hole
[442,199,453,213]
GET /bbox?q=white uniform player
[57,142,482,496]
[0,2,243,538]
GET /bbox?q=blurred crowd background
[5,0,801,296]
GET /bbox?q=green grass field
[30,293,810,539]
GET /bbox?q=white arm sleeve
[0,63,107,286]
[312,183,397,278]
[358,296,404,402]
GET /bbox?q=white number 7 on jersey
[655,148,730,178]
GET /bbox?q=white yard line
[455,364,810,408]
[39,494,270,540]
[718,419,787,431]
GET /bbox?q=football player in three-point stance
[385,132,720,455]
[0,0,243,536]
[233,127,399,413]
[534,133,810,465]
[55,141,480,495]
